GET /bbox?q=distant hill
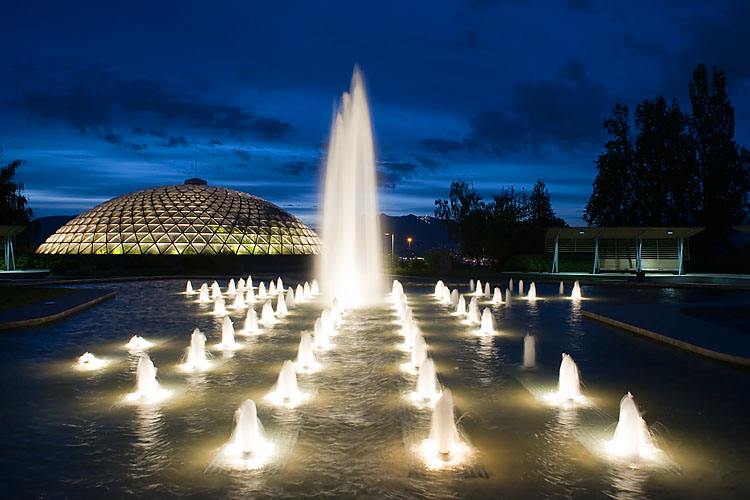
[379,214,455,256]
[28,215,77,247]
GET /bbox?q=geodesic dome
[36,180,320,255]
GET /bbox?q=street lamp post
[407,237,412,253]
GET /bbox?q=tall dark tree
[528,179,566,226]
[584,104,636,225]
[0,160,33,225]
[434,180,487,256]
[689,64,750,241]
[631,96,698,225]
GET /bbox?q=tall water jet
[478,307,495,335]
[182,328,211,371]
[219,399,273,469]
[559,281,564,295]
[246,285,256,304]
[313,317,331,350]
[216,316,240,350]
[266,360,307,407]
[211,281,221,300]
[276,292,288,315]
[519,279,525,296]
[509,278,514,292]
[185,280,194,295]
[258,282,267,299]
[523,334,536,369]
[295,284,304,302]
[198,283,210,303]
[277,277,284,291]
[127,353,170,402]
[413,358,441,403]
[247,275,253,289]
[410,335,428,372]
[317,67,383,306]
[237,278,246,293]
[311,279,320,296]
[450,289,459,308]
[491,287,503,304]
[434,280,445,299]
[606,393,659,461]
[527,282,537,301]
[285,287,295,310]
[241,308,261,335]
[548,353,585,404]
[455,294,467,316]
[295,333,318,373]
[484,282,490,298]
[227,279,236,296]
[269,281,277,296]
[428,389,461,455]
[232,290,246,310]
[474,280,483,296]
[260,300,277,326]
[466,297,480,325]
[213,296,227,316]
[304,282,312,299]
[571,280,582,300]
[505,289,512,305]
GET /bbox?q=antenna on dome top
[184,141,207,186]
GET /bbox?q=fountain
[478,307,495,335]
[211,281,221,300]
[285,287,295,310]
[232,290,246,310]
[246,285,256,304]
[260,300,277,326]
[237,278,246,293]
[246,275,253,289]
[266,360,307,407]
[434,280,445,299]
[527,282,537,301]
[491,287,503,304]
[295,333,318,372]
[76,352,108,370]
[519,279,525,296]
[559,281,564,295]
[304,282,312,299]
[606,393,659,461]
[571,280,582,300]
[182,328,211,371]
[523,334,536,369]
[413,358,441,404]
[509,278,514,292]
[466,297,480,325]
[475,280,483,296]
[185,280,194,295]
[125,335,153,350]
[198,283,210,303]
[219,399,273,469]
[409,335,428,372]
[313,317,332,350]
[484,282,490,298]
[213,296,227,316]
[241,308,261,335]
[450,289,459,308]
[258,282,267,299]
[317,67,383,306]
[216,316,240,350]
[455,294,467,316]
[470,279,475,292]
[546,353,586,404]
[311,280,320,296]
[276,292,288,315]
[277,277,284,291]
[227,278,236,296]
[295,284,304,302]
[269,281,277,296]
[427,389,462,455]
[505,289,512,305]
[126,353,170,403]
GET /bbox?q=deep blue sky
[2,0,748,227]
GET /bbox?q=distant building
[36,179,320,256]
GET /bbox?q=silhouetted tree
[584,104,636,225]
[0,160,33,225]
[528,179,566,226]
[434,180,487,256]
[689,64,750,242]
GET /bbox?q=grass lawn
[0,287,78,312]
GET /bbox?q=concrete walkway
[582,300,750,367]
[0,288,115,330]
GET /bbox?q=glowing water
[76,352,108,370]
[470,279,475,292]
[266,360,307,407]
[311,280,319,296]
[183,328,210,370]
[127,354,170,402]
[492,287,503,304]
[232,290,246,310]
[216,316,240,350]
[434,280,445,299]
[450,289,459,307]
[571,280,582,300]
[126,335,152,350]
[606,392,659,461]
[246,285,256,304]
[220,399,273,469]
[295,284,304,302]
[198,283,210,303]
[429,389,461,455]
[285,287,295,309]
[527,282,537,301]
[475,280,483,296]
[227,279,236,296]
[414,358,441,403]
[317,67,383,305]
[484,282,490,298]
[260,300,277,326]
[295,333,317,372]
[241,308,261,335]
[519,279,524,296]
[557,353,581,400]
[505,289,512,305]
[523,334,536,369]
[277,277,284,291]
[213,296,227,316]
[185,280,194,295]
[559,281,564,295]
[276,292,288,315]
[211,281,221,300]
[258,282,267,299]
[269,281,277,296]
[237,278,246,293]
[313,318,331,350]
[411,335,428,371]
[509,278,514,292]
[479,307,495,334]
[466,297,480,325]
[456,295,467,316]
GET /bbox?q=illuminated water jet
[258,282,267,300]
[295,284,304,302]
[198,283,210,303]
[260,300,277,326]
[211,281,221,300]
[544,353,587,406]
[465,297,480,325]
[491,287,503,304]
[126,335,153,351]
[605,392,660,462]
[478,307,495,335]
[523,334,536,369]
[455,295,467,316]
[213,296,227,316]
[519,279,524,296]
[126,354,170,403]
[219,399,273,469]
[285,287,295,310]
[232,290,246,310]
[276,292,288,315]
[216,316,240,350]
[241,308,261,335]
[295,333,318,373]
[559,281,564,295]
[182,328,211,371]
[185,280,194,295]
[266,360,308,407]
[76,352,108,370]
[474,280,483,296]
[311,279,320,296]
[484,282,490,298]
[269,281,277,296]
[571,280,582,300]
[227,278,236,296]
[412,358,441,404]
[527,282,537,301]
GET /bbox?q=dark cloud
[98,131,147,150]
[418,138,466,155]
[415,156,445,168]
[13,68,293,143]
[233,148,252,163]
[204,139,223,147]
[465,59,609,155]
[273,159,316,176]
[378,160,420,189]
[162,136,189,148]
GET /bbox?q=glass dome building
[36,179,320,256]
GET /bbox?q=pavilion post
[592,236,600,274]
[552,231,560,273]
[677,237,684,275]
[636,236,643,273]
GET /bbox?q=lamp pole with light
[407,237,412,254]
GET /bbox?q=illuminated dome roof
[36,181,320,255]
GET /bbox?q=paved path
[0,288,115,330]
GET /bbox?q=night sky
[2,0,748,227]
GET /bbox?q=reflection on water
[130,405,170,479]
[605,465,650,500]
